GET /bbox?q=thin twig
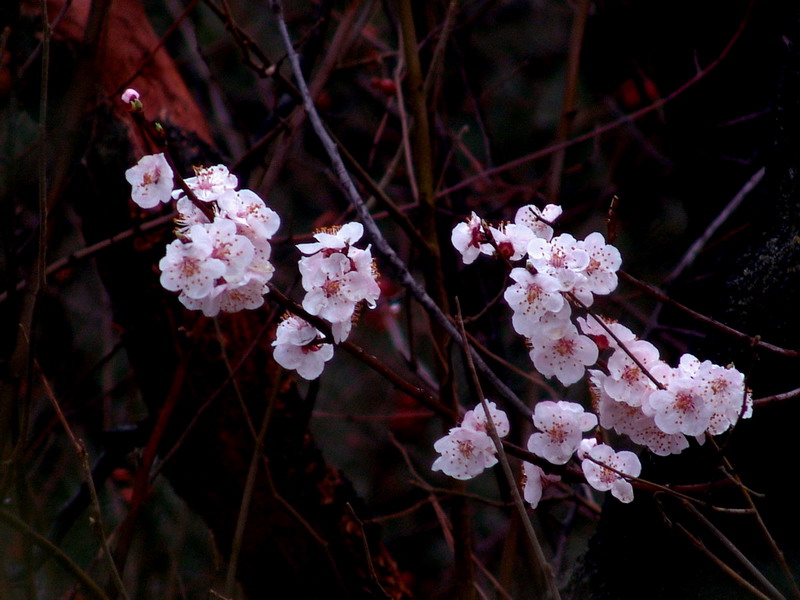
[223,369,278,597]
[455,300,562,600]
[270,0,531,417]
[754,387,800,407]
[681,500,786,600]
[619,271,800,358]
[34,361,130,600]
[345,504,392,600]
[545,0,591,204]
[0,213,176,305]
[708,438,800,599]
[0,509,111,600]
[665,166,765,284]
[674,523,773,600]
[437,0,756,199]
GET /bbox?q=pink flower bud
[121,88,140,103]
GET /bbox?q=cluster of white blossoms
[455,204,621,387]
[432,402,510,480]
[435,204,753,507]
[125,154,280,317]
[271,222,381,381]
[122,88,380,383]
[582,315,753,456]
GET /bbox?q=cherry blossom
[462,400,510,438]
[528,324,599,386]
[450,212,486,264]
[158,232,225,300]
[199,218,255,286]
[577,316,637,351]
[494,223,535,260]
[504,269,564,337]
[125,153,174,209]
[581,443,641,503]
[691,359,752,435]
[514,203,562,242]
[522,462,561,509]
[431,401,509,481]
[577,437,598,460]
[175,164,238,203]
[603,340,664,408]
[217,189,281,242]
[575,232,622,296]
[121,88,140,103]
[297,222,365,255]
[527,233,590,293]
[297,222,380,343]
[432,427,498,480]
[272,316,335,380]
[591,374,690,457]
[648,374,713,437]
[528,400,598,465]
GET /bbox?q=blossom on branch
[297,222,380,343]
[522,462,561,509]
[581,443,641,503]
[432,401,509,480]
[272,315,334,380]
[125,153,174,209]
[527,400,597,465]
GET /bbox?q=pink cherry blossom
[217,189,281,242]
[158,234,225,300]
[297,224,380,342]
[121,88,140,103]
[272,316,335,380]
[692,359,751,435]
[297,222,365,255]
[504,268,564,337]
[176,164,238,203]
[197,218,255,286]
[125,153,174,209]
[577,316,637,351]
[528,400,598,465]
[514,203,562,242]
[496,223,535,260]
[527,233,590,293]
[604,340,663,407]
[522,462,561,509]
[577,437,598,460]
[528,324,598,386]
[575,232,622,296]
[432,427,497,480]
[451,212,486,264]
[581,443,641,503]
[648,375,713,436]
[462,401,510,438]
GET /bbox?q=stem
[34,361,130,600]
[455,301,562,600]
[708,438,800,599]
[270,0,531,418]
[223,371,278,597]
[545,0,590,204]
[681,500,786,600]
[0,509,111,600]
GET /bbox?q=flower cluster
[454,204,620,387]
[271,315,334,380]
[432,401,510,480]
[272,222,381,380]
[584,317,753,456]
[125,156,280,317]
[440,203,753,507]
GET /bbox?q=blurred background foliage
[1,0,799,598]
